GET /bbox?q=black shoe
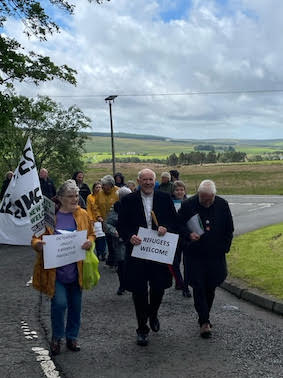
[149,317,160,332]
[50,339,61,356]
[182,289,192,298]
[66,339,80,352]
[136,333,149,346]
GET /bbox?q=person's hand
[97,216,103,222]
[189,232,200,241]
[81,240,92,250]
[35,240,45,253]
[157,226,167,236]
[130,235,142,246]
[114,231,119,237]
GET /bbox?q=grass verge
[227,223,283,300]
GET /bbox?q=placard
[131,227,179,265]
[43,230,87,269]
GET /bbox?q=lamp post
[105,95,118,177]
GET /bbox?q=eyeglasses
[63,194,79,199]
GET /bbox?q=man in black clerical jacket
[118,168,177,346]
[177,179,234,339]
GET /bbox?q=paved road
[0,196,283,378]
[224,195,283,235]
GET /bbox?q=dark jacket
[0,178,11,201]
[78,183,91,203]
[39,177,56,199]
[177,194,234,287]
[118,190,177,291]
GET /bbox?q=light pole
[105,95,118,177]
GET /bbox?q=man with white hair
[177,180,234,339]
[118,168,177,346]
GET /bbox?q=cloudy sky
[5,0,283,139]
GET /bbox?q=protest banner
[0,138,45,245]
[131,227,179,265]
[43,230,87,269]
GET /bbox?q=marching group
[20,167,234,354]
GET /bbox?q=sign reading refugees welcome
[131,227,179,265]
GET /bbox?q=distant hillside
[85,132,283,146]
[84,133,283,157]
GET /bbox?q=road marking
[21,321,60,378]
[229,202,275,212]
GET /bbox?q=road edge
[221,279,283,316]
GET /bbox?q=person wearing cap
[177,180,234,339]
[118,168,177,346]
[104,186,132,295]
[158,172,174,194]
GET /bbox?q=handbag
[82,243,100,289]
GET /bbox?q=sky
[4,0,283,139]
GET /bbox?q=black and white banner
[0,138,45,245]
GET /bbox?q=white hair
[118,186,131,200]
[57,179,79,197]
[137,168,156,180]
[101,175,115,187]
[198,180,216,195]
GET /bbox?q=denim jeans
[51,280,82,340]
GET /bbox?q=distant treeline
[100,151,247,165]
[86,132,168,141]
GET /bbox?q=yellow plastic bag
[82,243,100,289]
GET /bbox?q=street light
[105,95,118,177]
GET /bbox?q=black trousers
[132,287,164,334]
[193,285,216,326]
[117,260,126,289]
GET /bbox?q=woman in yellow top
[32,179,95,356]
[86,181,102,223]
[94,175,119,266]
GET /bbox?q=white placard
[186,214,204,236]
[131,227,179,265]
[43,230,87,269]
[94,221,105,237]
[43,195,55,232]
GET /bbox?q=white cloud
[5,0,283,138]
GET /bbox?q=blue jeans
[51,280,82,340]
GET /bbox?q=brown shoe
[200,323,212,338]
[66,339,81,352]
[50,339,61,355]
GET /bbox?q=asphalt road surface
[0,195,283,378]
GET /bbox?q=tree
[0,1,110,181]
[0,0,110,88]
[0,96,91,184]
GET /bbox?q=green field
[228,224,283,299]
[84,135,283,161]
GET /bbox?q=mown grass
[84,161,283,195]
[227,224,283,299]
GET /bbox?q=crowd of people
[0,166,234,354]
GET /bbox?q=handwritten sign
[43,230,87,269]
[131,227,179,265]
